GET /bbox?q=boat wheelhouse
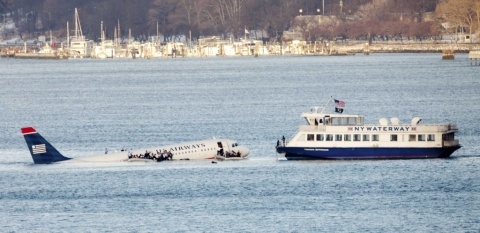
[276,106,461,160]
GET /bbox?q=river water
[0,54,479,232]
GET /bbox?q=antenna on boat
[319,96,333,113]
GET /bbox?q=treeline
[2,0,477,42]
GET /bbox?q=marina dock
[2,41,480,59]
[14,52,67,59]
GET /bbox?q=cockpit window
[232,143,238,147]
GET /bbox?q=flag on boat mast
[334,99,345,113]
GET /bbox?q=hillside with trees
[1,0,479,42]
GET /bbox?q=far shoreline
[1,41,479,58]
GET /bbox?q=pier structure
[442,49,454,60]
[2,39,480,59]
[469,50,480,66]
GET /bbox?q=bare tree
[293,16,311,41]
[475,1,480,34]
[147,0,176,41]
[355,0,393,21]
[260,0,301,41]
[6,0,458,42]
[203,0,249,38]
[436,0,477,41]
[0,0,13,13]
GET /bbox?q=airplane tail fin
[21,127,71,164]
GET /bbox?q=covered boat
[276,99,461,160]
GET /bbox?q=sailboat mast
[67,21,69,48]
[101,21,104,43]
[74,9,78,38]
[320,96,333,113]
[117,19,121,44]
[74,8,83,39]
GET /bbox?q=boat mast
[117,19,121,45]
[320,96,333,113]
[74,8,83,39]
[74,8,78,38]
[67,21,69,48]
[101,21,104,44]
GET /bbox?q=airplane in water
[21,127,250,164]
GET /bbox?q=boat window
[353,134,361,141]
[372,134,379,141]
[335,134,342,141]
[331,118,339,125]
[358,117,364,125]
[348,117,358,125]
[418,135,425,141]
[427,134,435,141]
[332,117,347,126]
[307,134,315,141]
[363,134,370,141]
[409,135,416,141]
[391,135,398,141]
[331,117,358,126]
[344,134,351,141]
[316,134,324,141]
[443,133,455,141]
[326,134,334,141]
[325,118,330,125]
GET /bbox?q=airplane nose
[239,146,250,157]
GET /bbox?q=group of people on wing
[128,149,173,162]
[217,148,242,158]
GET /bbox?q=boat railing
[415,124,459,132]
[447,123,458,131]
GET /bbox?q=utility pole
[339,0,343,15]
[322,0,325,15]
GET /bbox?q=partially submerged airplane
[21,127,250,164]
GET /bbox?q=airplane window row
[171,147,217,155]
[200,148,215,152]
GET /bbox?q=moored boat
[276,99,461,160]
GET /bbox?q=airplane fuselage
[21,127,250,164]
[78,139,247,162]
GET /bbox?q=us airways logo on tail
[21,127,70,164]
[32,144,46,154]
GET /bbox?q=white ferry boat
[276,102,461,160]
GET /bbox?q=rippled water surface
[1,54,479,232]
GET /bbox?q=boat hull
[276,146,461,160]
